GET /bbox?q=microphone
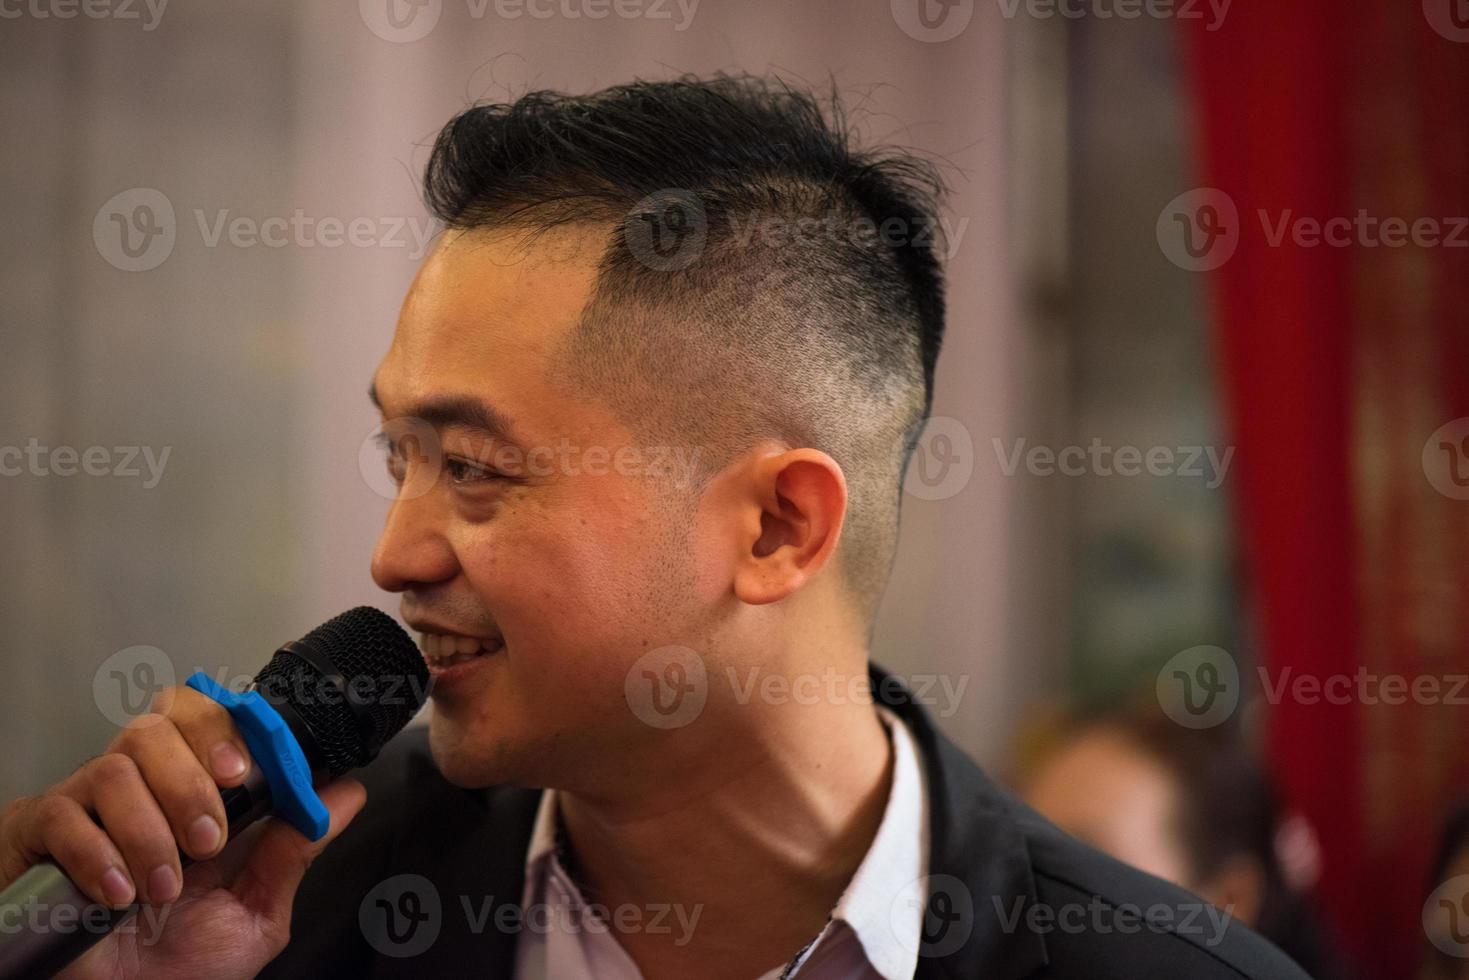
[0,607,430,979]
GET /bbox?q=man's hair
[422,74,948,622]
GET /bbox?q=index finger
[147,684,253,788]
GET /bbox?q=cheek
[453,495,677,675]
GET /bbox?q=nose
[371,490,458,593]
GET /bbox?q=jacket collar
[869,663,1049,980]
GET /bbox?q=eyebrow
[369,382,524,446]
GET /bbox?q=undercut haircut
[423,74,948,624]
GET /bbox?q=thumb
[229,778,367,935]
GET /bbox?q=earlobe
[731,448,847,607]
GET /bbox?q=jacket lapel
[369,745,543,979]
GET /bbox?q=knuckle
[34,794,76,826]
[112,712,169,750]
[50,814,101,861]
[88,753,141,790]
[175,768,222,812]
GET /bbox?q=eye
[445,456,502,485]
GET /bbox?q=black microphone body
[0,607,428,979]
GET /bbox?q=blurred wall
[0,0,1028,798]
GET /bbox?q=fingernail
[148,864,178,903]
[188,813,221,854]
[211,742,247,780]
[101,866,134,906]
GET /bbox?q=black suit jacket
[260,667,1311,979]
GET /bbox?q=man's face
[368,226,714,790]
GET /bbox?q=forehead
[372,225,606,424]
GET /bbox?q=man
[0,76,1308,978]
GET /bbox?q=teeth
[417,631,503,663]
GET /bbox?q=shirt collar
[827,704,929,980]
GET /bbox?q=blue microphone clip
[184,671,330,841]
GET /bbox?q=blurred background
[1,1,1465,976]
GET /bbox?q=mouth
[415,630,506,672]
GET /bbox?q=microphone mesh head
[252,607,429,777]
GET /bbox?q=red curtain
[1185,2,1469,976]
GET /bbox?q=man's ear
[732,447,848,606]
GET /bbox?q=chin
[427,713,523,789]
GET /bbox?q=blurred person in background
[1019,705,1346,979]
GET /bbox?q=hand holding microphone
[0,608,429,979]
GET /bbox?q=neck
[558,659,894,980]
